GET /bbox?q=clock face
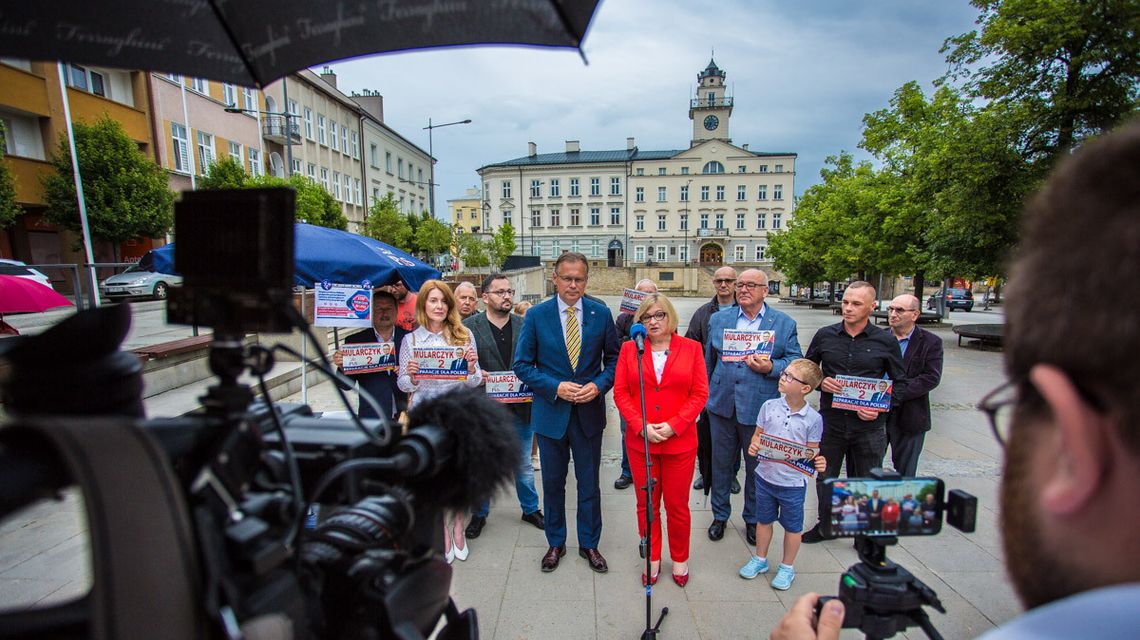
[703,115,719,131]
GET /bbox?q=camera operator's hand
[770,593,843,640]
[406,359,420,382]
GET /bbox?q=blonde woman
[397,280,483,563]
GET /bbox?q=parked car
[100,265,183,300]
[0,258,54,289]
[927,288,974,312]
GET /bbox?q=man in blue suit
[704,268,802,545]
[514,252,620,573]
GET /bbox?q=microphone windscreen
[403,388,517,512]
[629,323,647,340]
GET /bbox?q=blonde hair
[634,293,679,334]
[787,358,824,389]
[513,300,532,316]
[414,280,471,345]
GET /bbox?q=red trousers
[628,446,697,562]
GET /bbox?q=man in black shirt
[802,281,907,543]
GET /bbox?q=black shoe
[708,519,726,541]
[692,476,704,490]
[465,516,487,539]
[730,477,741,494]
[521,510,545,530]
[614,475,633,490]
[745,525,756,546]
[801,525,824,544]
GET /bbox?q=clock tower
[690,58,732,145]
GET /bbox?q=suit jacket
[341,327,408,420]
[513,296,620,439]
[887,326,944,434]
[613,333,708,455]
[705,303,802,423]
[464,311,531,422]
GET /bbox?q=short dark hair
[1006,119,1140,454]
[553,251,589,275]
[481,273,509,294]
[372,289,397,306]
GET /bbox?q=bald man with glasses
[885,294,944,477]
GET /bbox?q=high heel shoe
[445,546,456,564]
[671,572,689,588]
[641,572,659,586]
[453,540,469,561]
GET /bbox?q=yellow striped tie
[565,306,581,370]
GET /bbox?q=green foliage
[414,214,452,258]
[0,122,21,228]
[362,193,413,250]
[247,173,347,230]
[42,116,173,254]
[456,230,490,268]
[199,157,248,190]
[489,223,517,268]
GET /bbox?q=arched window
[702,161,725,174]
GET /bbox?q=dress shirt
[397,325,483,404]
[805,321,907,413]
[555,295,584,342]
[975,583,1140,640]
[734,304,766,331]
[896,326,916,357]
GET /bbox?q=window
[320,168,329,191]
[570,178,580,196]
[635,215,645,232]
[636,168,644,176]
[369,143,379,167]
[772,213,782,229]
[530,179,541,197]
[738,165,747,173]
[196,131,214,173]
[307,162,316,179]
[590,177,600,196]
[398,158,403,179]
[351,131,359,159]
[679,244,689,262]
[570,208,580,226]
[171,123,191,173]
[736,212,746,230]
[550,208,561,226]
[735,245,745,262]
[345,175,353,203]
[610,176,621,195]
[166,72,181,82]
[657,246,666,261]
[775,164,784,173]
[502,180,512,198]
[300,108,313,140]
[680,213,689,231]
[737,185,746,201]
[571,239,580,253]
[700,213,709,229]
[223,83,237,107]
[333,171,342,200]
[531,210,541,228]
[758,184,768,200]
[680,185,689,202]
[329,121,339,151]
[589,207,601,226]
[591,238,601,257]
[470,210,477,220]
[191,77,207,93]
[502,209,512,227]
[229,141,242,163]
[610,207,621,225]
[702,161,725,174]
[774,185,783,200]
[248,149,262,177]
[635,187,644,203]
[317,115,326,145]
[372,187,380,205]
[657,215,667,231]
[385,151,392,173]
[635,246,646,262]
[759,164,769,173]
[715,185,725,201]
[68,64,106,97]
[658,168,666,176]
[341,126,348,155]
[550,178,560,197]
[657,186,667,202]
[550,240,561,257]
[680,166,689,175]
[756,245,767,261]
[700,186,710,201]
[757,212,767,229]
[242,87,255,111]
[715,213,725,229]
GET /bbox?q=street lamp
[424,118,471,218]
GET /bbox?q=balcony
[262,116,301,145]
[696,227,729,238]
[690,97,733,109]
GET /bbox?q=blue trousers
[710,410,759,525]
[474,414,541,517]
[538,408,603,549]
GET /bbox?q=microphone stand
[635,335,668,639]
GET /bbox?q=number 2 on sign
[438,359,445,367]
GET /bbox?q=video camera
[0,189,518,640]
[815,469,978,640]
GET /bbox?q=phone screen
[821,477,944,538]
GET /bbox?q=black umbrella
[0,0,601,87]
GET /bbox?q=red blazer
[614,333,709,455]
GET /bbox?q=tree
[414,215,452,261]
[488,223,517,268]
[247,173,347,230]
[199,157,248,190]
[42,116,173,258]
[0,122,21,229]
[456,231,490,269]
[361,193,413,250]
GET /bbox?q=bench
[132,335,214,360]
[871,310,944,325]
[952,324,1004,348]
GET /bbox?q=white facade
[360,109,431,218]
[477,60,795,267]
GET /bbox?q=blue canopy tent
[144,223,441,291]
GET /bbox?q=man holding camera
[772,121,1140,639]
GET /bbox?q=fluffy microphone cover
[404,387,519,511]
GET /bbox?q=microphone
[629,322,647,353]
[402,387,519,512]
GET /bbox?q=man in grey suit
[464,274,544,539]
[704,269,802,545]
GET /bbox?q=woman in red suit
[614,293,709,587]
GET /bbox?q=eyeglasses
[780,370,807,385]
[735,282,768,291]
[641,311,668,323]
[487,289,515,297]
[556,275,586,285]
[713,278,736,285]
[886,306,918,314]
[977,380,1018,447]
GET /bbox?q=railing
[262,116,301,143]
[696,227,729,238]
[690,97,733,109]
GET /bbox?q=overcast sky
[329,0,981,216]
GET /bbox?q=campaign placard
[340,341,396,375]
[313,281,372,328]
[831,375,893,412]
[620,287,649,313]
[755,433,819,478]
[412,346,469,381]
[485,371,533,403]
[721,329,775,362]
